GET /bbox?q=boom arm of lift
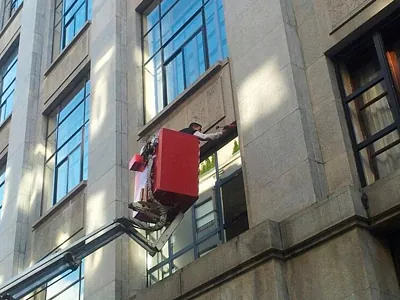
[0,214,184,300]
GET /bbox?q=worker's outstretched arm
[194,131,224,141]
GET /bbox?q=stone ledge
[32,181,87,230]
[130,185,370,300]
[138,60,227,138]
[44,21,91,77]
[0,3,22,41]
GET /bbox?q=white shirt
[193,131,224,141]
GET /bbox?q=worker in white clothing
[180,122,225,141]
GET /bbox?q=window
[3,0,22,25]
[0,163,5,216]
[142,0,228,122]
[45,261,84,300]
[336,15,400,186]
[43,78,90,207]
[53,0,92,59]
[0,50,17,124]
[146,137,248,285]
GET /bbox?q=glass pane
[64,21,75,47]
[53,22,62,59]
[198,234,219,257]
[3,91,14,119]
[166,53,184,103]
[59,86,85,122]
[348,87,394,144]
[161,0,202,44]
[0,164,6,183]
[147,230,169,269]
[183,32,205,86]
[220,172,248,241]
[65,0,85,21]
[2,61,17,90]
[57,102,84,146]
[217,137,242,180]
[205,0,228,65]
[75,3,87,32]
[144,53,163,121]
[50,282,80,300]
[144,25,161,62]
[83,123,89,180]
[68,147,82,192]
[87,0,92,20]
[143,4,160,33]
[0,184,4,209]
[80,279,84,300]
[161,0,176,15]
[164,13,202,60]
[172,249,194,269]
[43,157,56,210]
[360,131,400,186]
[339,41,380,96]
[47,268,80,299]
[57,131,82,164]
[46,130,58,161]
[55,161,68,202]
[84,96,90,123]
[172,210,193,253]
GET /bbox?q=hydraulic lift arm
[0,214,183,300]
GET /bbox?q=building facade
[0,0,399,299]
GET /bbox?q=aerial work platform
[0,128,199,300]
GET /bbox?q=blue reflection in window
[143,0,228,122]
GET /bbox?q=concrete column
[224,0,328,226]
[85,0,145,299]
[0,0,45,283]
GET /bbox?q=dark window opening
[336,14,400,187]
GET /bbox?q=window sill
[0,3,23,40]
[139,60,226,138]
[0,114,11,131]
[32,180,87,230]
[44,21,91,77]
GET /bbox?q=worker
[180,122,225,141]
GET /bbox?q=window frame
[0,162,5,215]
[44,77,90,206]
[146,134,247,286]
[3,0,22,25]
[52,0,91,60]
[335,27,400,187]
[141,0,228,122]
[0,49,17,124]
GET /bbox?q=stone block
[281,185,364,248]
[284,23,304,69]
[243,109,308,193]
[357,230,400,298]
[0,10,21,58]
[84,241,118,298]
[238,63,302,146]
[43,27,89,104]
[0,252,14,284]
[325,151,355,193]
[233,23,291,88]
[291,0,314,27]
[364,169,400,219]
[133,270,182,300]
[248,158,316,225]
[315,101,346,162]
[226,0,283,61]
[306,56,338,114]
[85,279,119,300]
[219,260,289,300]
[297,14,323,68]
[286,228,370,300]
[181,219,281,294]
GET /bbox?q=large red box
[153,128,199,216]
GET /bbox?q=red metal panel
[153,128,199,214]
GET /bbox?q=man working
[180,122,225,141]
